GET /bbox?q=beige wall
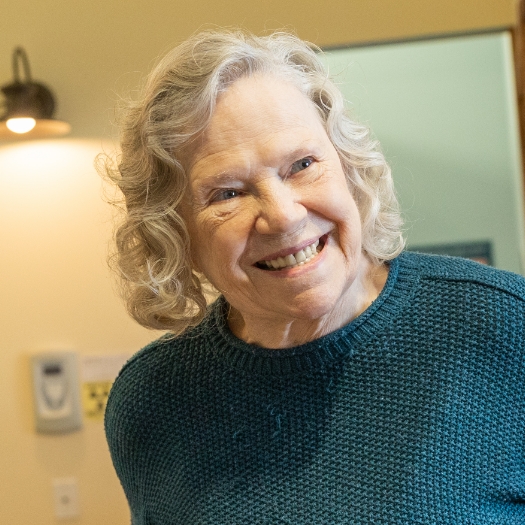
[0,0,518,139]
[0,1,518,524]
[0,139,158,525]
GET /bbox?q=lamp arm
[12,47,32,83]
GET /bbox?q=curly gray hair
[103,29,404,334]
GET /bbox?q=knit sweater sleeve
[105,340,177,524]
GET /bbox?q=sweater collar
[203,252,419,375]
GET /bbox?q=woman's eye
[290,156,314,175]
[212,189,240,202]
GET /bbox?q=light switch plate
[53,477,80,519]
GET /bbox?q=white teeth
[260,240,321,270]
[284,254,296,266]
[295,249,306,263]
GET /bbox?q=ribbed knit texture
[105,252,525,524]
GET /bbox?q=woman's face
[182,74,372,336]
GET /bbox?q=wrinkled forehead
[186,73,326,170]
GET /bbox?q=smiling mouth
[256,238,324,271]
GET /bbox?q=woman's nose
[254,180,307,235]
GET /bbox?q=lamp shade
[0,47,70,139]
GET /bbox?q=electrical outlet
[53,477,79,519]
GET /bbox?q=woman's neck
[227,260,389,349]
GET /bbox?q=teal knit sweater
[105,252,525,524]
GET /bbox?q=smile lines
[258,239,321,270]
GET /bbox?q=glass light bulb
[6,117,36,133]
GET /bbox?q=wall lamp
[0,47,70,139]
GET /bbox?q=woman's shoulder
[400,250,525,302]
[395,251,525,368]
[113,335,176,384]
[105,336,178,424]
[108,299,226,396]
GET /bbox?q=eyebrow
[191,140,323,189]
[192,168,241,184]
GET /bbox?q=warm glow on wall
[0,139,115,195]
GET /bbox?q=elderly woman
[104,30,525,524]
